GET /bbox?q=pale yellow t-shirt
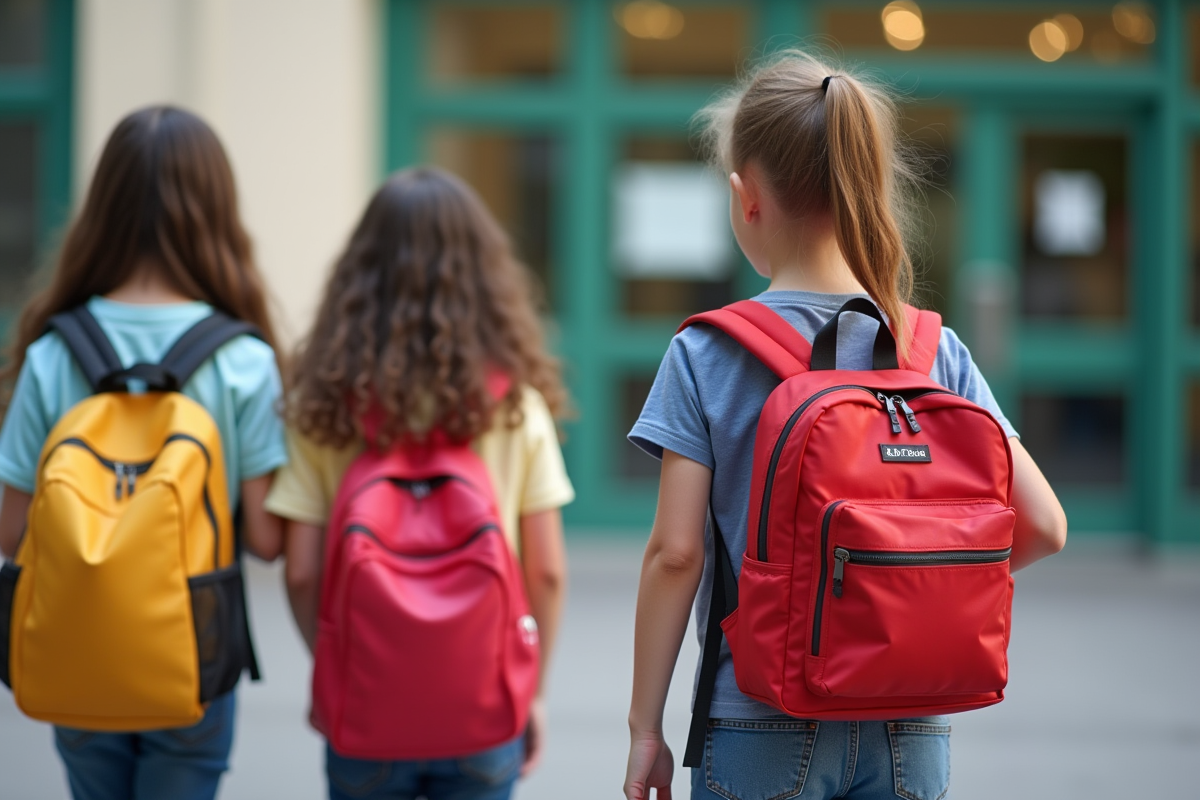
[264,385,574,548]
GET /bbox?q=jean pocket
[326,746,391,798]
[54,727,96,751]
[165,693,232,746]
[458,736,524,786]
[888,717,952,800]
[705,720,819,800]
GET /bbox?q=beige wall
[76,0,380,341]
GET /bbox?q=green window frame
[384,0,1200,544]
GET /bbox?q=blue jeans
[691,717,951,800]
[53,692,236,800]
[325,736,524,800]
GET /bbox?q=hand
[624,731,674,800]
[521,697,547,777]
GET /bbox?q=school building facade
[2,0,1199,544]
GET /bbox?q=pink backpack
[311,387,539,759]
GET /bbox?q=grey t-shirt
[628,290,1018,720]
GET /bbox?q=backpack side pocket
[0,562,20,689]
[189,563,254,703]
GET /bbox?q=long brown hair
[1,105,277,406]
[697,50,923,347]
[286,166,567,449]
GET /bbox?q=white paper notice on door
[613,163,733,279]
[1034,169,1106,257]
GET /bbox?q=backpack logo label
[879,444,932,463]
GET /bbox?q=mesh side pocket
[0,562,21,689]
[188,563,254,703]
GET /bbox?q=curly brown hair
[286,166,567,449]
[1,106,277,411]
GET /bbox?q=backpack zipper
[757,387,951,561]
[344,522,500,558]
[814,542,1012,655]
[46,434,221,566]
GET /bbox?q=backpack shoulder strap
[45,307,124,393]
[900,306,942,375]
[159,311,266,390]
[678,300,812,380]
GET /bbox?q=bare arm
[283,520,325,654]
[517,507,568,776]
[1008,438,1067,571]
[624,450,711,800]
[240,473,284,561]
[0,485,32,559]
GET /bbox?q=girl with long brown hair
[265,166,572,800]
[623,50,1067,800]
[0,106,285,798]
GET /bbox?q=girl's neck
[763,218,866,296]
[104,259,195,305]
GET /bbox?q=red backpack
[679,298,1015,767]
[311,389,539,760]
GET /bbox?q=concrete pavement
[1,536,1198,799]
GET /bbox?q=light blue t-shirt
[628,290,1018,720]
[0,297,287,507]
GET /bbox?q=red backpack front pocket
[805,499,1015,699]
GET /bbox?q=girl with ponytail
[623,51,1066,800]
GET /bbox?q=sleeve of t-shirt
[0,356,52,494]
[936,327,1019,440]
[628,333,715,469]
[264,428,332,526]
[519,388,576,515]
[229,339,288,480]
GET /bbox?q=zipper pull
[127,467,137,497]
[893,396,921,433]
[876,393,901,434]
[833,548,849,598]
[114,463,125,500]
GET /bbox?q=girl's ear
[730,172,759,225]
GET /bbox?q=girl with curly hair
[266,166,573,800]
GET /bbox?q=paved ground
[1,535,1198,799]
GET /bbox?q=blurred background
[1,1,1199,798]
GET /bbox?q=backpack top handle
[809,297,899,371]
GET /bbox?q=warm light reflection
[1054,13,1085,52]
[1112,2,1155,44]
[616,1,685,41]
[881,1,925,51]
[1030,20,1069,62]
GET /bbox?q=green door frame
[383,0,1200,543]
[0,0,74,335]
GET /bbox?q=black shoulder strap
[158,311,264,390]
[682,510,739,768]
[46,307,125,393]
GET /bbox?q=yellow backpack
[0,307,262,731]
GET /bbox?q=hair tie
[821,76,833,94]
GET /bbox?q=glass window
[0,122,38,320]
[1189,383,1200,491]
[1020,393,1126,486]
[1019,134,1128,321]
[429,4,561,82]
[619,373,658,480]
[428,130,559,309]
[825,4,1153,64]
[902,105,958,317]
[614,136,735,318]
[0,0,46,68]
[616,2,749,79]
